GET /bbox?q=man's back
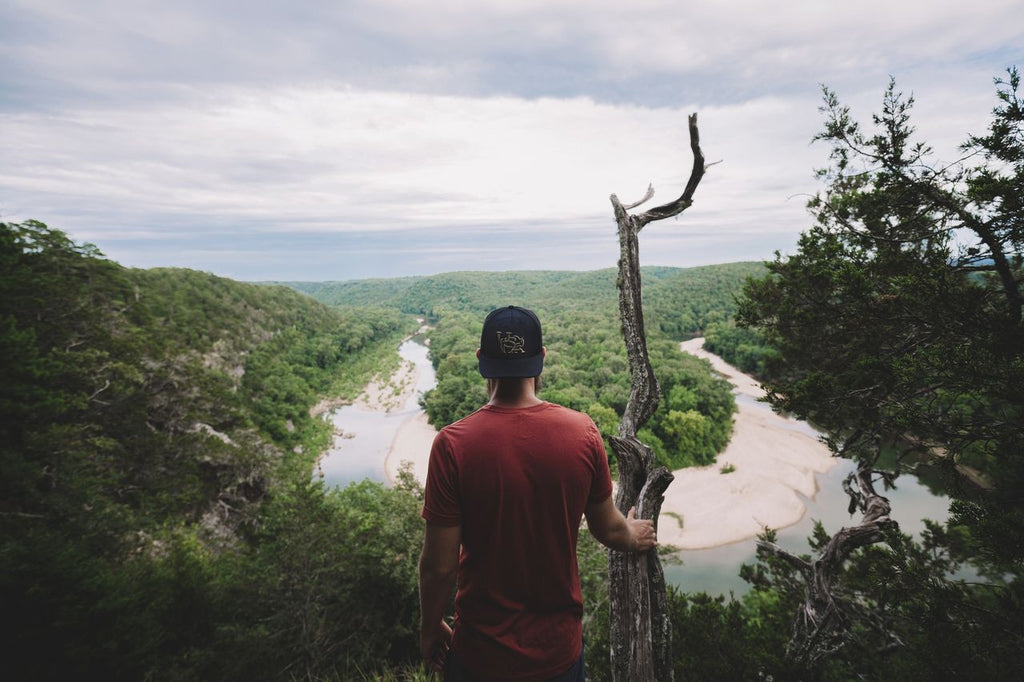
[422,402,612,680]
[418,306,655,681]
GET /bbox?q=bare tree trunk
[608,113,707,682]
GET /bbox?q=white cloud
[1,85,828,241]
[1,0,1021,278]
[345,0,1023,82]
[1,71,1011,257]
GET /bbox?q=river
[320,336,958,596]
[666,452,954,596]
[317,337,436,488]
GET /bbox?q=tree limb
[633,114,707,229]
[761,459,896,666]
[623,184,655,210]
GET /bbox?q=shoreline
[658,339,836,549]
[381,325,438,484]
[314,324,433,476]
[384,412,436,485]
[331,334,836,551]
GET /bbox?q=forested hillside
[292,262,762,469]
[1,220,422,680]
[284,261,763,332]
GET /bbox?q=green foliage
[220,476,425,680]
[0,220,414,680]
[703,319,779,378]
[581,556,800,682]
[417,309,490,425]
[290,262,764,339]
[585,402,619,436]
[644,262,767,338]
[316,271,746,471]
[739,523,1024,681]
[424,311,736,470]
[735,70,1024,676]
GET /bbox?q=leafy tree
[736,70,1024,676]
[219,475,425,680]
[0,220,415,680]
[703,320,778,378]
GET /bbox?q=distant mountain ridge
[278,262,765,337]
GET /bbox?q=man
[419,305,657,681]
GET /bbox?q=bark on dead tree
[608,113,707,682]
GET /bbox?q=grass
[663,510,685,529]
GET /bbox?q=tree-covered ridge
[1,219,410,527]
[0,220,418,679]
[285,261,765,337]
[642,261,766,337]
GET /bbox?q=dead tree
[607,113,707,682]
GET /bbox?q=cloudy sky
[2,1,1021,281]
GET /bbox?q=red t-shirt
[422,402,613,681]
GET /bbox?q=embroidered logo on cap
[496,331,526,355]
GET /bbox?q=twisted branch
[756,461,896,666]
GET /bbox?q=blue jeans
[443,641,586,682]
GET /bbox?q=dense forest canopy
[284,261,763,328]
[418,309,736,470]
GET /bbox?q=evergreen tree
[737,70,1024,677]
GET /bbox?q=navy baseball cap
[478,306,544,378]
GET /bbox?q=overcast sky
[2,1,1021,281]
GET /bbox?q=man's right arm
[584,496,657,552]
[418,522,460,671]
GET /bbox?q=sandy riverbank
[315,324,434,478]
[381,325,439,484]
[371,336,836,551]
[384,412,437,485]
[309,341,420,419]
[658,339,836,549]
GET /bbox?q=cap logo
[496,331,526,355]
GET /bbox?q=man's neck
[487,377,543,409]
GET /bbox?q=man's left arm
[418,522,460,671]
[584,496,657,552]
